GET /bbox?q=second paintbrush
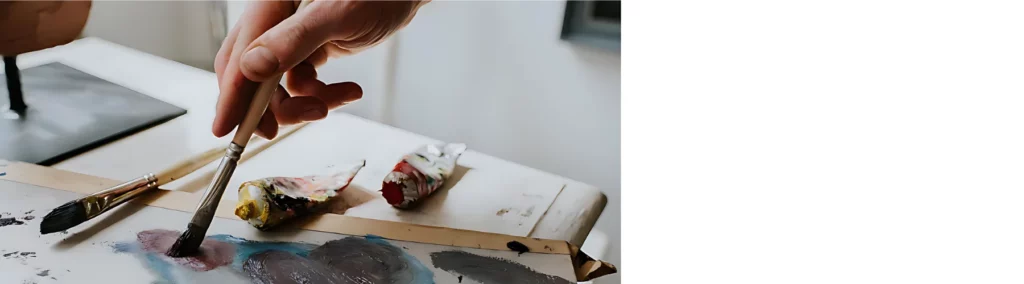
[38,144,226,234]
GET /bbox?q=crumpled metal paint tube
[234,160,365,230]
[381,143,467,209]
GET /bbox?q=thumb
[240,7,332,81]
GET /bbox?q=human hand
[213,0,428,139]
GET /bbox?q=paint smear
[116,232,433,284]
[134,229,235,271]
[430,250,572,284]
[206,234,317,271]
[240,236,433,284]
[113,231,252,284]
[306,236,434,284]
[114,231,316,283]
[244,250,349,284]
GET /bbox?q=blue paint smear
[143,252,177,284]
[363,234,435,284]
[113,234,434,284]
[112,242,177,284]
[208,234,317,271]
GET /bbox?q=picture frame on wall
[561,0,621,52]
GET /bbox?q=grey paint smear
[241,237,432,284]
[309,237,430,284]
[430,250,572,284]
[244,250,351,284]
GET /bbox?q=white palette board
[0,179,577,284]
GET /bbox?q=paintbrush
[167,0,313,258]
[38,122,309,235]
[39,141,237,234]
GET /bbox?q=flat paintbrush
[167,0,312,257]
[39,142,230,234]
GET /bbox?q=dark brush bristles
[39,200,88,235]
[166,223,207,257]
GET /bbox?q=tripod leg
[4,56,26,113]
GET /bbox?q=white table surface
[8,38,606,246]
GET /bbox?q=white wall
[380,4,621,283]
[81,1,223,71]
[235,2,623,282]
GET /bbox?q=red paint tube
[381,143,467,208]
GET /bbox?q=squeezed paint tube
[381,143,467,209]
[234,160,365,230]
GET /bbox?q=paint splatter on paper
[3,251,34,258]
[431,250,572,284]
[0,211,39,227]
[0,217,24,227]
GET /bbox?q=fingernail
[299,107,326,121]
[242,46,279,77]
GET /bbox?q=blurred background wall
[83,1,620,282]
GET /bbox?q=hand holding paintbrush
[167,0,313,257]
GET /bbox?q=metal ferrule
[188,142,244,228]
[81,173,159,219]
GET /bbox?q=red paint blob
[381,180,404,205]
[382,161,434,206]
[136,229,235,272]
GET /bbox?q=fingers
[319,82,363,109]
[213,61,257,137]
[269,83,328,126]
[286,62,363,109]
[214,25,240,83]
[212,1,296,137]
[254,107,278,139]
[285,62,320,96]
[304,45,331,67]
[240,1,335,81]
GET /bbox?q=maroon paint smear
[136,229,235,272]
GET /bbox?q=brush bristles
[39,201,88,235]
[166,223,206,257]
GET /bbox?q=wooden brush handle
[154,145,229,186]
[231,73,283,147]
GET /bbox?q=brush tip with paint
[39,200,87,234]
[165,223,207,257]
